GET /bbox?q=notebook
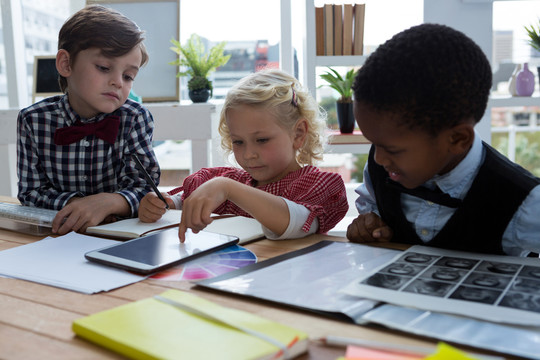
[72,289,308,360]
[85,209,265,244]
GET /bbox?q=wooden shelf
[315,55,367,67]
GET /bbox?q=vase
[188,88,210,103]
[515,63,535,97]
[508,64,521,96]
[336,102,355,134]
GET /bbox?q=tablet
[85,228,239,274]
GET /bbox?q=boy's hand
[52,193,130,235]
[346,212,393,243]
[178,178,229,242]
[138,192,175,223]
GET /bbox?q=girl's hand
[178,178,230,242]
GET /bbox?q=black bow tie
[386,180,463,208]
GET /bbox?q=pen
[315,336,505,360]
[131,154,169,209]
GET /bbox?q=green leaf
[169,34,231,79]
[319,67,356,102]
[525,21,540,52]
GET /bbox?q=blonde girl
[139,69,348,242]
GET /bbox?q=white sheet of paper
[0,232,145,294]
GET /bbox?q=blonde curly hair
[218,69,326,166]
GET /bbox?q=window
[179,0,282,100]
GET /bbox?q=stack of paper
[0,233,145,293]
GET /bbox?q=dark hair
[352,23,492,135]
[57,5,149,92]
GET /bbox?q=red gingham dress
[168,166,348,234]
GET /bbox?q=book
[315,6,325,56]
[85,209,265,244]
[342,4,354,56]
[353,4,365,55]
[333,4,343,56]
[327,130,369,144]
[324,4,334,56]
[72,289,308,360]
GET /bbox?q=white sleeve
[170,192,183,210]
[263,197,318,240]
[355,161,379,215]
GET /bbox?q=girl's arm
[262,198,318,240]
[178,177,290,242]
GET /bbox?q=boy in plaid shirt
[139,70,348,241]
[17,5,160,235]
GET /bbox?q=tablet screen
[85,228,239,274]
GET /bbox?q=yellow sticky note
[422,342,479,360]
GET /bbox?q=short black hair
[352,23,492,135]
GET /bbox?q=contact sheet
[342,245,540,326]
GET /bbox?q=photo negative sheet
[341,245,540,326]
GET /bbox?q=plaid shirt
[17,95,160,216]
[169,165,348,234]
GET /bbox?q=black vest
[368,142,540,254]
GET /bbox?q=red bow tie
[54,116,121,145]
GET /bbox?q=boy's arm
[355,161,379,215]
[347,161,393,243]
[347,212,393,243]
[52,192,131,235]
[115,108,160,216]
[502,185,540,256]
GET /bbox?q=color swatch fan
[150,245,257,281]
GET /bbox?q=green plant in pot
[319,67,356,133]
[525,21,540,90]
[169,34,230,103]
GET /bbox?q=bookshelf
[304,1,366,98]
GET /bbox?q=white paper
[86,211,264,244]
[206,241,399,321]
[86,209,183,238]
[342,245,540,326]
[0,232,145,294]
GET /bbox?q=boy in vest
[347,23,540,256]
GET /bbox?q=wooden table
[0,196,516,360]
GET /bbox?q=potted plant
[169,34,230,103]
[525,21,540,90]
[320,67,356,133]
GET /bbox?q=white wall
[424,0,494,144]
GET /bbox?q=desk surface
[0,196,514,360]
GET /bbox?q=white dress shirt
[355,133,540,256]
